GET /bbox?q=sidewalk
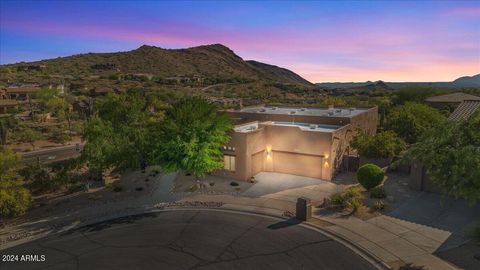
[314,212,457,270]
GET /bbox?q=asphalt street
[21,144,83,165]
[1,210,376,270]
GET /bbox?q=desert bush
[108,181,123,192]
[329,186,364,213]
[369,186,387,199]
[372,200,386,211]
[0,182,31,218]
[357,164,384,190]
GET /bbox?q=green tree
[0,147,31,217]
[82,91,156,176]
[17,129,43,150]
[399,113,480,204]
[391,88,447,106]
[0,116,17,145]
[153,97,232,179]
[0,147,21,182]
[351,130,406,159]
[0,181,31,217]
[384,102,445,143]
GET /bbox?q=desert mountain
[316,74,480,89]
[245,60,312,86]
[453,74,480,87]
[1,44,312,87]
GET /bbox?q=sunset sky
[1,0,479,82]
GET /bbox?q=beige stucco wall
[213,107,378,182]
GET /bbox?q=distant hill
[316,74,480,89]
[0,44,313,87]
[453,74,480,87]
[245,60,312,86]
[353,80,392,92]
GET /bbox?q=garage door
[251,151,264,176]
[273,151,323,179]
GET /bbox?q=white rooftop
[234,121,341,133]
[237,106,367,117]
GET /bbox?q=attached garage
[272,151,323,179]
[251,151,264,176]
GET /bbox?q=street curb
[307,217,392,270]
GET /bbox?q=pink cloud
[443,6,480,17]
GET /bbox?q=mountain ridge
[316,74,480,89]
[0,44,313,87]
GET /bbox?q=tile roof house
[425,92,480,109]
[448,100,480,121]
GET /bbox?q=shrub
[230,181,239,187]
[357,164,384,190]
[107,181,123,192]
[351,130,406,159]
[0,182,31,218]
[372,200,386,211]
[329,186,364,213]
[369,186,387,199]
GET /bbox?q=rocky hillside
[1,44,312,87]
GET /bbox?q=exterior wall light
[266,148,272,160]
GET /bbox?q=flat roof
[234,121,341,133]
[236,106,368,117]
[234,122,259,133]
[271,121,340,132]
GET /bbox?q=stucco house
[213,105,378,181]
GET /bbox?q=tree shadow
[61,212,158,235]
[267,218,302,230]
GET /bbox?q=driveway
[242,172,342,203]
[1,210,376,270]
[386,192,480,251]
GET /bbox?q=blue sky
[1,0,479,82]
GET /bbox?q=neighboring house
[73,100,91,118]
[0,99,19,113]
[448,100,480,121]
[409,99,480,193]
[5,85,40,100]
[425,92,480,110]
[213,105,378,181]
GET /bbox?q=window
[224,155,236,172]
